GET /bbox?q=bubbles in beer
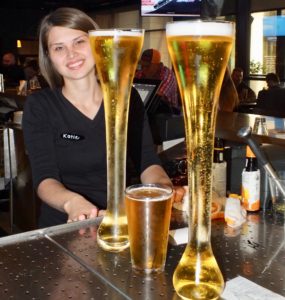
[89,30,144,252]
[125,186,173,273]
[167,21,234,299]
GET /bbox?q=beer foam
[89,29,143,37]
[166,21,234,36]
[127,187,172,202]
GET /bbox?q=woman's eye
[54,46,64,52]
[74,39,87,47]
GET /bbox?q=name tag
[61,133,84,141]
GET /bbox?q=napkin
[169,227,188,245]
[224,194,247,228]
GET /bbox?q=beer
[166,21,234,299]
[89,29,144,252]
[173,245,225,299]
[125,184,173,273]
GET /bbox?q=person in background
[22,7,183,228]
[231,67,256,104]
[23,58,48,89]
[23,59,40,81]
[257,72,281,104]
[219,67,239,112]
[255,73,285,116]
[0,51,25,88]
[135,48,180,114]
[263,72,280,90]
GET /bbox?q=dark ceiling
[0,0,138,11]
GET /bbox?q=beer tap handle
[237,126,285,198]
[237,127,268,166]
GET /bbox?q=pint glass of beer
[166,21,234,299]
[125,184,173,273]
[89,29,144,252]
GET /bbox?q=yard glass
[89,29,144,252]
[166,20,234,299]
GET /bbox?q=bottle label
[241,170,260,211]
[214,149,224,163]
[212,161,227,197]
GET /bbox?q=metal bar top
[0,211,284,299]
[216,111,285,147]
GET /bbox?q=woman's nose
[65,46,76,58]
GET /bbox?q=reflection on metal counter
[0,211,284,299]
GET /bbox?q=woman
[23,7,177,228]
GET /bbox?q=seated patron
[231,67,256,104]
[135,48,180,114]
[0,51,25,88]
[23,59,48,89]
[255,73,285,117]
[257,73,281,98]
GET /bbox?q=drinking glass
[269,172,285,217]
[89,29,144,252]
[166,20,234,299]
[125,183,173,274]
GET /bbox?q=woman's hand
[172,185,185,203]
[37,178,101,223]
[64,196,99,223]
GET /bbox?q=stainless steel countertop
[0,211,284,299]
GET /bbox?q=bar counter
[149,111,285,147]
[0,210,284,299]
[216,111,285,147]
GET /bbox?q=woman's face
[47,26,95,82]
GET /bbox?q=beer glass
[89,29,144,252]
[166,20,234,299]
[125,184,173,273]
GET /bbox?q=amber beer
[166,21,234,299]
[89,29,144,252]
[125,184,173,273]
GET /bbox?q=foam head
[89,29,144,37]
[166,20,235,37]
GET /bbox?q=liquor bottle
[212,138,227,197]
[241,146,260,211]
[213,137,224,163]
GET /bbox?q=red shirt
[136,64,179,110]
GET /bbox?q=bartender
[23,7,184,228]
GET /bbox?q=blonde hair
[38,7,98,89]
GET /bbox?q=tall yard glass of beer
[166,21,234,299]
[89,29,144,252]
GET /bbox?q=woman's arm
[37,178,98,222]
[140,164,172,187]
[140,164,184,202]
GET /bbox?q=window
[250,10,285,79]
